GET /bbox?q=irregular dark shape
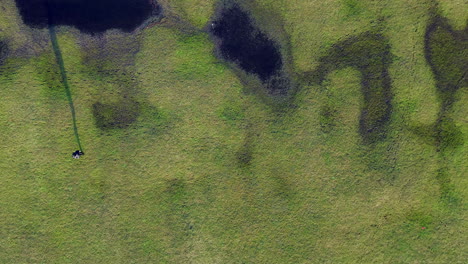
[424,15,467,151]
[236,144,253,167]
[314,32,393,144]
[0,41,7,65]
[319,105,338,133]
[92,100,140,129]
[236,128,256,168]
[72,150,84,159]
[211,4,282,82]
[14,0,159,33]
[47,24,84,150]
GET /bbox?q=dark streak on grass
[312,32,393,145]
[14,0,158,34]
[0,40,7,65]
[211,3,282,82]
[424,8,467,206]
[236,127,255,168]
[424,13,467,152]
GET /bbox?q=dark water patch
[92,99,140,130]
[14,0,160,33]
[313,32,393,144]
[424,14,467,151]
[210,3,283,83]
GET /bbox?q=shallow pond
[14,0,158,33]
[211,4,282,82]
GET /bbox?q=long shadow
[46,7,83,152]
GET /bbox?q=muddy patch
[211,3,291,96]
[14,0,160,33]
[424,14,467,152]
[313,32,393,144]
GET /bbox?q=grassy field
[0,0,467,263]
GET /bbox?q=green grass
[0,0,467,263]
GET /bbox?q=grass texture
[0,0,466,263]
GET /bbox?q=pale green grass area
[168,0,217,28]
[0,0,467,263]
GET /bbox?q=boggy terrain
[423,10,467,206]
[14,0,160,33]
[210,3,289,95]
[424,13,467,152]
[313,32,393,144]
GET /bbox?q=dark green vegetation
[313,32,393,144]
[14,0,160,33]
[423,10,467,206]
[211,3,282,81]
[424,13,467,152]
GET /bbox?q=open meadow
[0,0,466,263]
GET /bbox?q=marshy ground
[14,0,160,33]
[0,0,466,263]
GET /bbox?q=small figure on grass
[72,150,84,159]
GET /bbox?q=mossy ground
[0,0,466,263]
